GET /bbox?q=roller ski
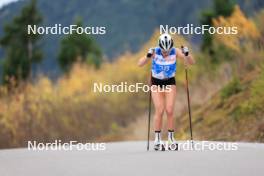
[153,131,165,151]
[167,130,178,151]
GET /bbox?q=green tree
[200,10,215,52]
[0,0,43,85]
[214,0,235,17]
[200,0,235,53]
[58,19,102,72]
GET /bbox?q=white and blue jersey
[151,47,177,79]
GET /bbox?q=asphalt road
[0,141,264,176]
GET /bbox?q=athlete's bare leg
[165,85,176,130]
[151,85,165,131]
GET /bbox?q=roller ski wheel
[154,143,165,151]
[168,142,178,151]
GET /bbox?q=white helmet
[158,33,173,51]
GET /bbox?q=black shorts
[151,77,176,87]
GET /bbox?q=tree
[58,19,102,73]
[200,10,215,52]
[214,0,235,17]
[0,0,43,85]
[213,6,260,52]
[213,6,260,72]
[200,0,236,53]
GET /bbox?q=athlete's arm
[176,47,195,65]
[137,48,154,67]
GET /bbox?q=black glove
[181,46,189,56]
[146,48,154,58]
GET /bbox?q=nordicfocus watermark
[28,140,106,151]
[93,82,172,93]
[160,24,238,35]
[28,24,106,35]
[158,141,238,151]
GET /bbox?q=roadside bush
[221,77,242,99]
[245,65,264,113]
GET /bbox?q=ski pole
[181,46,194,149]
[147,76,152,151]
